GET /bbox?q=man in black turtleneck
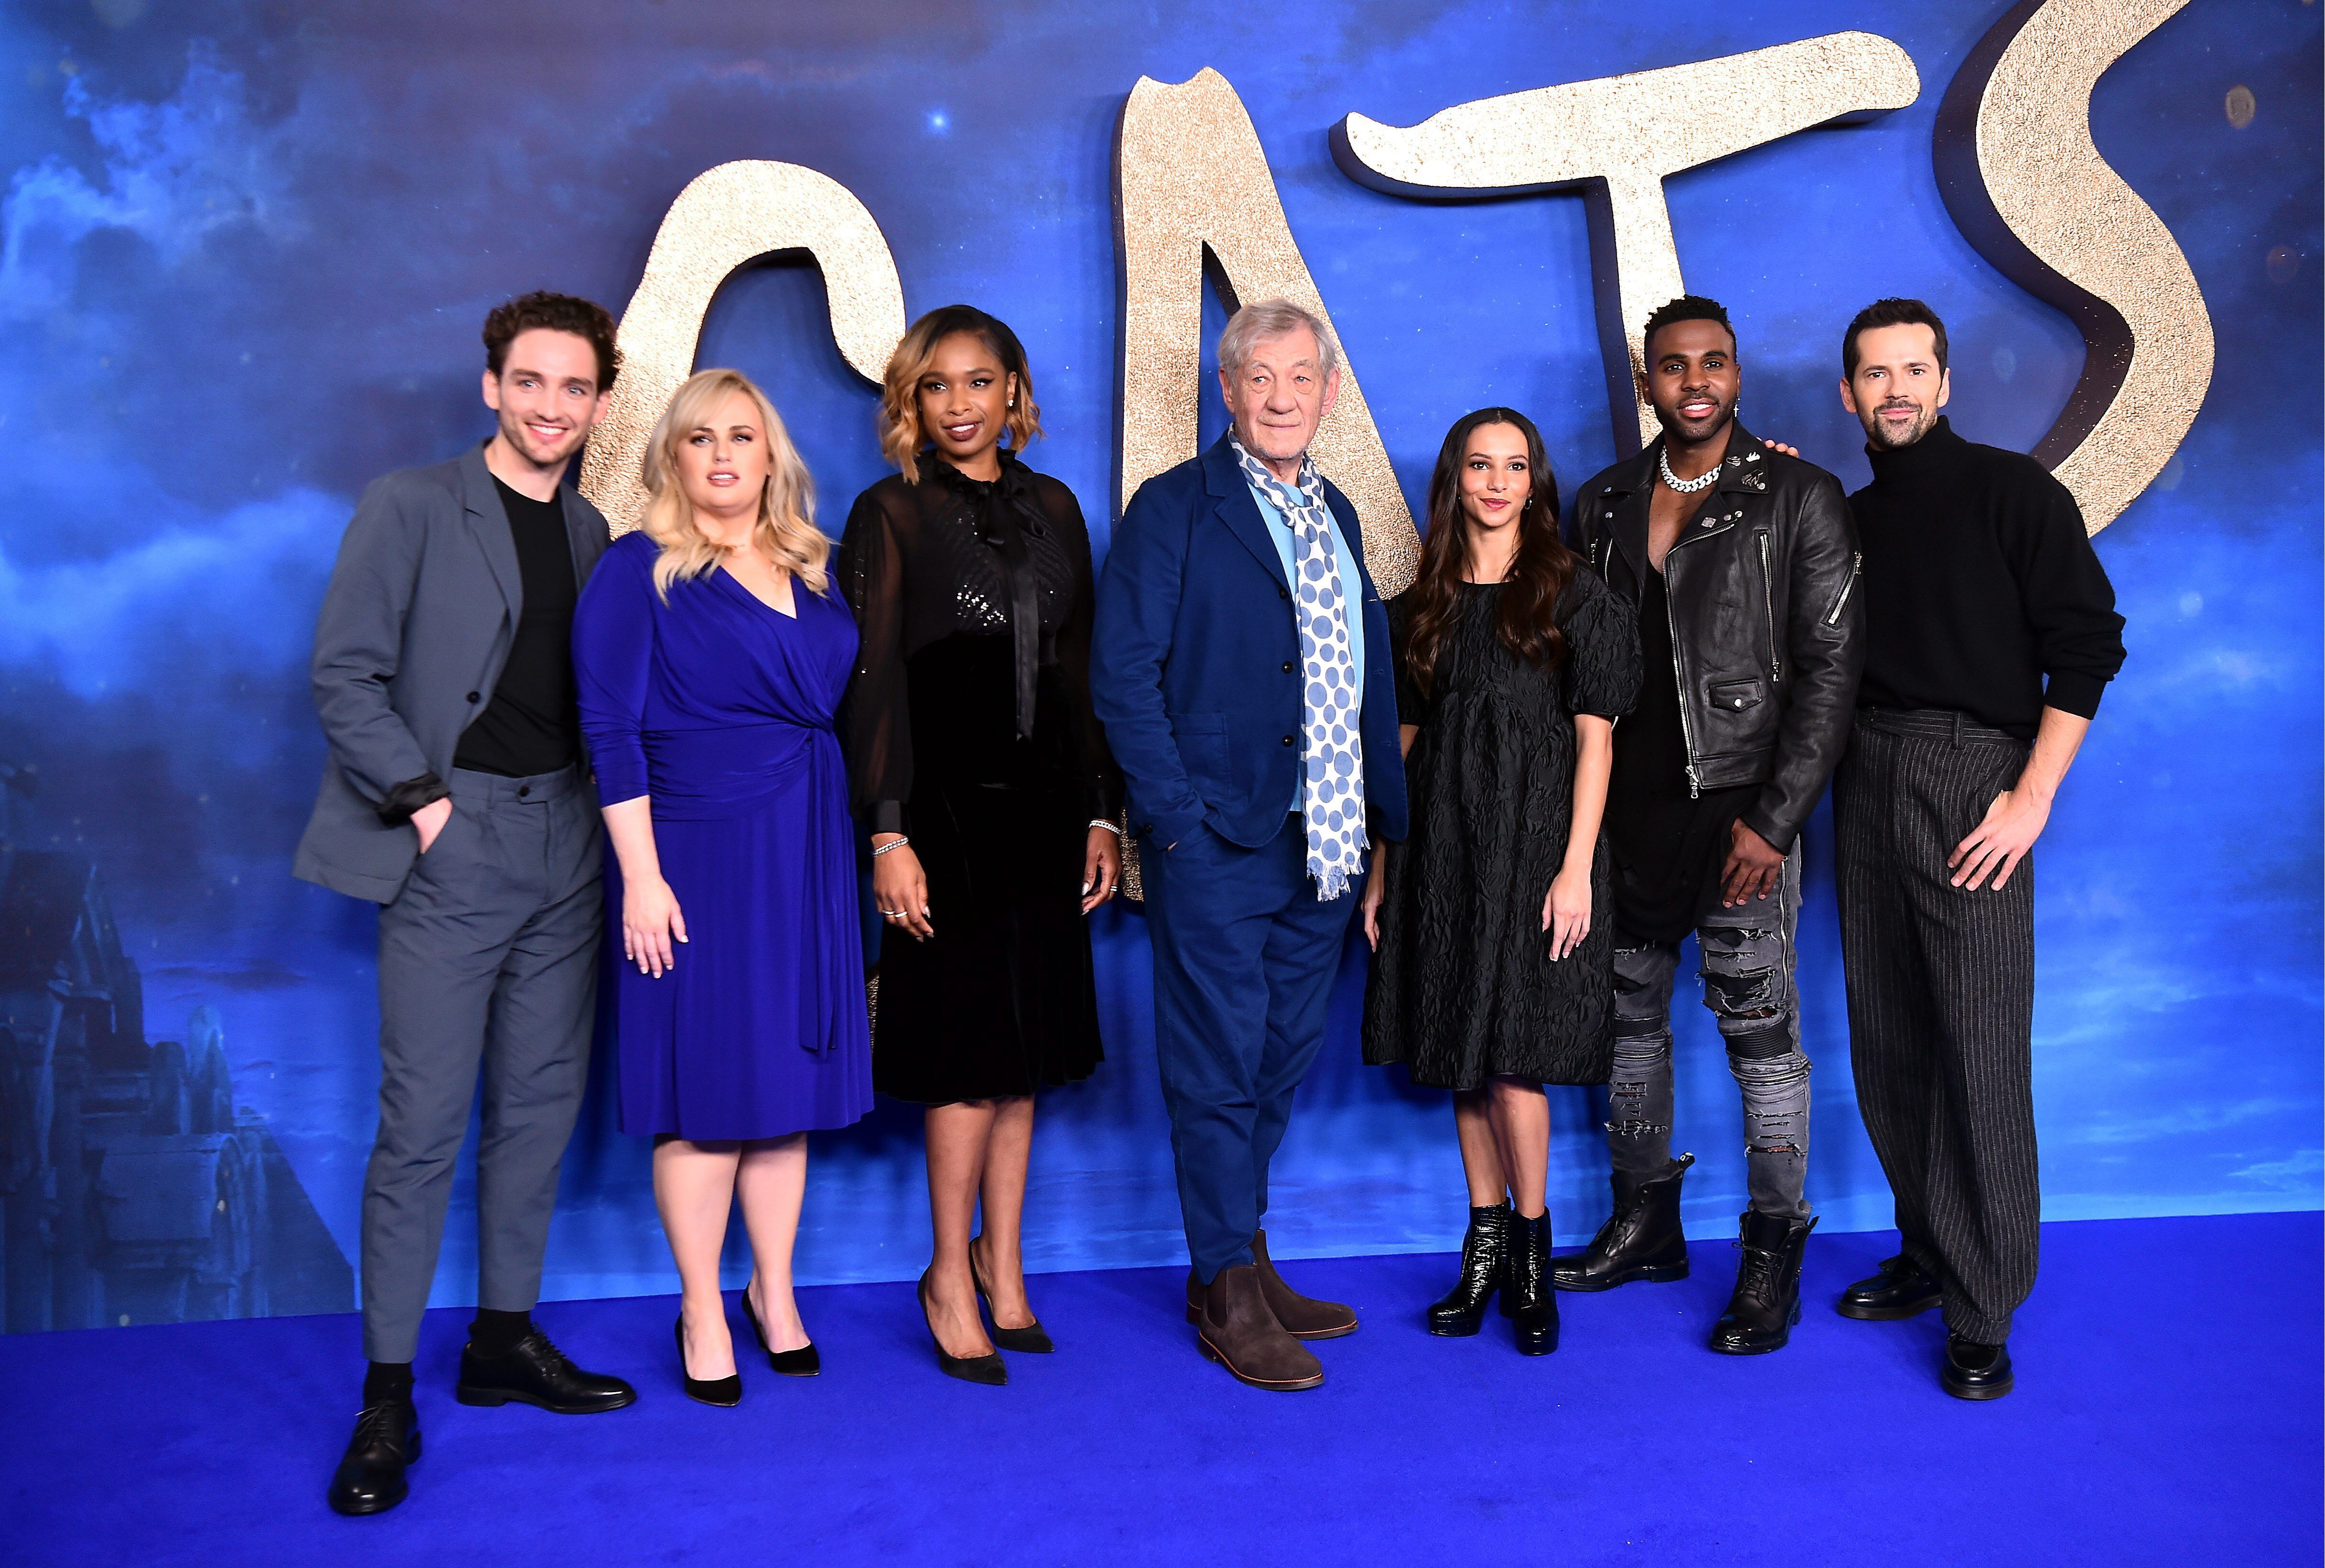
[1829,298,2125,1402]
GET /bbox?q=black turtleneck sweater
[1848,417,2125,737]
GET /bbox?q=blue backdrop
[0,0,2315,1328]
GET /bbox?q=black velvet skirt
[870,636,1103,1104]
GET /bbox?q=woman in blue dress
[573,367,872,1405]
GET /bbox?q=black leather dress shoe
[455,1328,637,1414]
[327,1399,420,1516]
[1838,1254,1943,1320]
[1941,1333,2015,1400]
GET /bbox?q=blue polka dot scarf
[1232,434,1367,901]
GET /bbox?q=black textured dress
[838,450,1119,1105]
[1362,573,1641,1089]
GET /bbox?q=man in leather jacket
[1549,295,1862,1355]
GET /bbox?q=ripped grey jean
[1609,843,1810,1220]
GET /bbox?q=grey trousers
[1834,709,2038,1345]
[1608,842,1811,1220]
[362,764,601,1363]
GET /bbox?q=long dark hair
[1402,408,1574,697]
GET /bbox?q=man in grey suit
[298,292,635,1517]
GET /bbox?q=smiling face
[1642,317,1740,448]
[1458,420,1533,537]
[673,389,770,531]
[1219,326,1339,471]
[1842,322,1951,449]
[915,331,1015,472]
[481,327,608,470]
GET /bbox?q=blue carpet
[1,1211,2315,1566]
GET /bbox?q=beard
[1653,392,1733,444]
[1865,401,1939,449]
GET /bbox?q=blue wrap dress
[573,530,873,1141]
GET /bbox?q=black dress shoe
[1941,1333,2015,1400]
[455,1328,637,1413]
[968,1236,1054,1354]
[1506,1211,1560,1357]
[1709,1209,1817,1355]
[741,1288,822,1376]
[919,1269,1006,1385]
[675,1317,742,1407]
[327,1399,420,1516]
[1550,1154,1694,1292]
[1838,1254,1944,1320]
[1427,1202,1509,1337]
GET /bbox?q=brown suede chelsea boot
[1197,1264,1325,1391]
[1184,1230,1359,1340]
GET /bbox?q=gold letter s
[1936,0,2214,534]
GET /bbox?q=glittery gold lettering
[578,160,908,534]
[1936,0,2213,533]
[1331,33,1920,451]
[1115,68,1419,596]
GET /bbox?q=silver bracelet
[1087,819,1124,838]
[871,836,911,857]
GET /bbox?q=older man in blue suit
[1093,299,1407,1391]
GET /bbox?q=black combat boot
[1709,1209,1818,1355]
[1427,1202,1510,1336]
[1505,1211,1559,1356]
[1549,1153,1694,1292]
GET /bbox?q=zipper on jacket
[1757,531,1780,685]
[1664,549,1701,798]
[1824,551,1862,626]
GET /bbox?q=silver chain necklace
[1658,446,1719,494]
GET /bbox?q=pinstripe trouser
[1833,708,2037,1344]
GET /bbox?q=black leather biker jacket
[1567,422,1864,853]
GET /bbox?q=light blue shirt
[1247,481,1366,815]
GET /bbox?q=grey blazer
[293,444,612,903]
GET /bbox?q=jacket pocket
[1707,678,1766,716]
[1173,712,1230,787]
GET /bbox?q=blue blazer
[1091,435,1407,851]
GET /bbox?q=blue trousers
[1143,817,1358,1283]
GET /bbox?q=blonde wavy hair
[640,368,827,601]
[877,305,1042,484]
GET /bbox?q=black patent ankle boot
[1710,1209,1818,1355]
[1427,1203,1510,1336]
[1507,1211,1559,1356]
[1549,1153,1694,1292]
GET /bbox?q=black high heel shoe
[1428,1202,1510,1336]
[919,1269,1007,1385]
[1508,1211,1560,1357]
[675,1316,742,1406]
[967,1236,1054,1354]
[740,1287,821,1376]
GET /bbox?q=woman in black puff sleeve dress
[1361,408,1639,1357]
[839,307,1120,1385]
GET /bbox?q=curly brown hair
[483,291,621,391]
[877,305,1042,483]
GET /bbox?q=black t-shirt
[1604,565,1755,946]
[453,477,581,778]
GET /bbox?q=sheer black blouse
[837,450,1119,836]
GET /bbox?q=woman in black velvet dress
[838,306,1119,1385]
[1361,408,1639,1356]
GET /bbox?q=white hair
[1217,298,1340,383]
